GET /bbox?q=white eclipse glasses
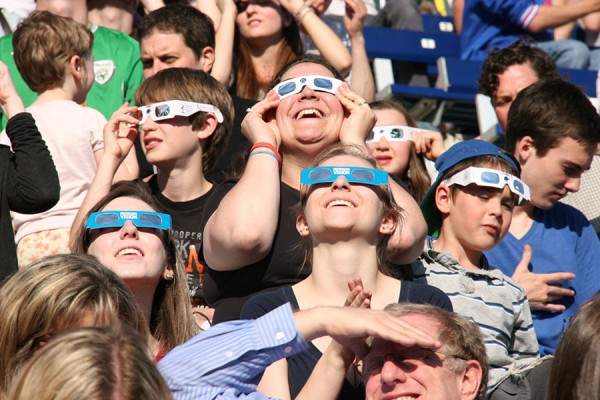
[366,125,428,143]
[441,166,530,203]
[138,100,223,124]
[273,75,343,99]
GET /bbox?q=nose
[299,84,318,100]
[119,221,139,239]
[564,176,581,193]
[331,175,350,191]
[375,136,390,149]
[380,358,408,387]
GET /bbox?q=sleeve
[88,108,107,152]
[5,112,60,214]
[479,0,540,29]
[508,293,540,361]
[158,303,309,400]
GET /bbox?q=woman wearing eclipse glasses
[367,99,446,203]
[201,55,429,323]
[73,181,199,362]
[240,144,451,400]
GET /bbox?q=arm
[0,60,59,214]
[281,0,352,75]
[452,0,464,34]
[202,91,282,270]
[211,0,237,86]
[68,104,140,251]
[344,0,376,102]
[527,0,600,33]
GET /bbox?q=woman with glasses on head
[239,143,451,400]
[201,55,429,324]
[72,180,199,361]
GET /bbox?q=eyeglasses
[138,100,224,124]
[366,125,426,143]
[363,348,467,376]
[301,166,389,186]
[235,0,276,13]
[86,211,172,231]
[441,166,530,202]
[273,75,343,99]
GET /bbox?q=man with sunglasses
[484,79,600,357]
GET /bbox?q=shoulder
[92,25,140,48]
[240,287,292,319]
[537,202,593,233]
[400,281,453,312]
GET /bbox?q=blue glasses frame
[301,166,389,186]
[86,211,172,231]
[273,75,343,99]
[138,100,224,124]
[366,125,426,143]
[441,166,530,202]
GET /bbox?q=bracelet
[249,149,281,166]
[250,142,282,165]
[295,4,314,24]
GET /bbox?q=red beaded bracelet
[250,142,282,166]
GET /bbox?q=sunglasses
[137,100,224,124]
[86,211,172,231]
[366,126,426,143]
[301,166,389,186]
[441,166,530,202]
[273,75,343,99]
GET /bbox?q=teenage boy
[0,0,143,129]
[138,3,255,182]
[485,78,600,356]
[70,67,234,327]
[414,139,548,398]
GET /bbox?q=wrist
[295,4,315,24]
[2,98,25,119]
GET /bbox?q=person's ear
[162,265,175,281]
[296,214,310,237]
[196,113,219,140]
[379,212,398,235]
[515,136,535,164]
[435,184,452,216]
[198,46,215,73]
[69,55,84,80]
[459,360,483,400]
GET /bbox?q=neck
[32,88,73,105]
[156,159,212,202]
[281,151,326,189]
[123,279,158,327]
[433,233,482,270]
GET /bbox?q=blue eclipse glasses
[273,75,343,99]
[86,211,172,231]
[441,167,530,203]
[301,166,389,186]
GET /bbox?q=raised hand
[512,244,576,312]
[102,103,140,163]
[336,83,376,146]
[0,60,24,118]
[241,90,282,148]
[413,130,445,161]
[345,276,372,308]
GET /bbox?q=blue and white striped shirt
[158,303,308,399]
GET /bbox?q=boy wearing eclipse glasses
[412,140,550,398]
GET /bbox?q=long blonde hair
[0,254,149,398]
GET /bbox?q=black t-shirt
[241,284,453,400]
[200,181,309,323]
[147,176,216,304]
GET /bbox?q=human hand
[413,130,445,161]
[0,60,24,118]
[102,103,140,164]
[279,0,307,16]
[306,0,332,14]
[336,83,376,147]
[512,244,576,312]
[345,276,372,308]
[343,0,366,38]
[241,90,282,148]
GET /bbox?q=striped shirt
[412,240,539,392]
[158,303,308,399]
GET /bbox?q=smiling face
[86,197,170,287]
[365,313,471,400]
[276,63,345,157]
[517,136,595,209]
[236,0,288,43]
[141,31,208,79]
[368,108,412,176]
[297,155,393,243]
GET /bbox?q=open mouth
[116,248,143,257]
[296,108,323,119]
[326,199,355,208]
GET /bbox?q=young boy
[70,67,234,327]
[413,140,548,399]
[0,11,135,266]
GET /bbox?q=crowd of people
[0,0,599,399]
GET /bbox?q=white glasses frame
[366,125,428,143]
[138,100,224,124]
[440,166,530,202]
